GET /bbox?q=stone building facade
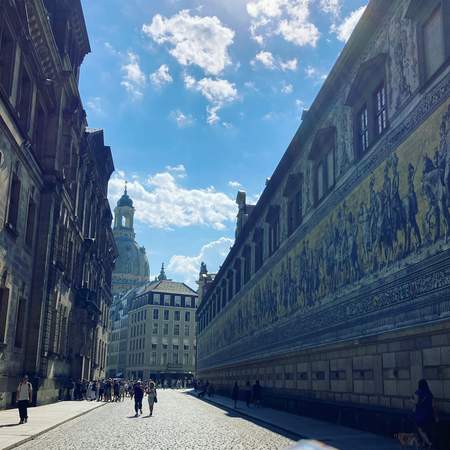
[124,270,198,382]
[0,0,116,407]
[197,0,450,432]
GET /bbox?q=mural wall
[199,98,450,369]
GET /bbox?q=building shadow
[182,390,303,442]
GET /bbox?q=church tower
[113,183,135,239]
[111,184,150,296]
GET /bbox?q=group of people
[231,380,262,409]
[195,379,262,409]
[130,380,158,417]
[72,378,159,417]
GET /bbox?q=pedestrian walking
[16,375,32,424]
[133,381,144,417]
[244,381,252,408]
[252,380,262,408]
[414,379,436,448]
[232,381,239,409]
[146,381,158,416]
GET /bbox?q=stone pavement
[15,390,294,450]
[0,401,105,450]
[193,391,403,450]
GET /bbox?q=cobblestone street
[16,391,295,450]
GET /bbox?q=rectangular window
[164,309,169,320]
[163,323,169,335]
[153,309,159,320]
[0,22,15,96]
[174,311,180,321]
[175,295,181,306]
[173,352,179,365]
[185,311,190,322]
[374,83,387,136]
[423,5,445,80]
[268,220,279,256]
[184,324,190,337]
[184,353,189,365]
[317,161,325,202]
[17,67,32,132]
[184,345,190,351]
[287,190,302,236]
[244,249,251,283]
[14,297,26,348]
[255,231,264,272]
[152,323,158,335]
[25,197,36,247]
[164,295,171,306]
[359,105,369,153]
[174,324,180,336]
[0,288,10,343]
[162,352,168,365]
[326,148,335,190]
[151,352,157,365]
[7,173,21,232]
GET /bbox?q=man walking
[17,375,32,424]
[133,381,144,417]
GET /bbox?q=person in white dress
[146,381,157,416]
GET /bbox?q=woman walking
[146,381,158,416]
[414,379,436,448]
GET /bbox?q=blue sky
[79,0,367,287]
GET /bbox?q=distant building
[197,0,450,432]
[125,265,198,382]
[107,189,149,377]
[111,186,150,296]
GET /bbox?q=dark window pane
[423,5,445,80]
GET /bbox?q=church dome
[117,192,133,208]
[114,236,149,278]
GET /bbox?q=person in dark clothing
[232,382,239,409]
[134,381,144,417]
[244,381,252,408]
[414,379,435,448]
[252,380,262,408]
[113,381,120,402]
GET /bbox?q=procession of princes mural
[200,102,450,358]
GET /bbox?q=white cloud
[165,164,187,177]
[143,10,235,76]
[251,51,298,72]
[86,97,105,116]
[167,237,234,287]
[109,170,237,230]
[281,82,293,94]
[170,110,195,128]
[150,64,173,87]
[305,65,327,84]
[184,75,239,125]
[228,180,243,189]
[121,52,146,99]
[279,58,298,71]
[319,0,341,17]
[331,5,366,42]
[244,81,259,91]
[247,0,320,48]
[252,50,276,69]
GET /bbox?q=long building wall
[197,0,450,427]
